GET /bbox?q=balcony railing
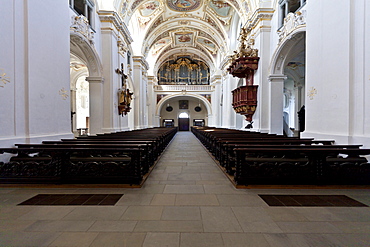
[154,85,214,92]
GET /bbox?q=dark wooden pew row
[15,143,153,175]
[234,147,370,185]
[0,147,143,184]
[221,143,362,175]
[191,126,370,186]
[0,127,177,185]
[77,128,177,153]
[42,140,158,165]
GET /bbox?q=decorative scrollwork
[70,15,95,45]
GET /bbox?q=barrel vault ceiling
[118,0,250,72]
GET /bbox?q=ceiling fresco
[119,0,250,73]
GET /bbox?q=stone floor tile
[17,206,75,221]
[49,232,99,246]
[121,206,163,220]
[163,185,204,194]
[325,207,370,222]
[0,220,35,231]
[0,231,61,246]
[151,194,176,205]
[167,174,202,181]
[148,173,169,180]
[128,184,166,194]
[25,220,94,232]
[63,206,127,221]
[134,220,203,232]
[276,221,342,233]
[217,194,266,206]
[330,221,370,233]
[116,193,154,206]
[89,220,137,232]
[180,233,224,247]
[90,232,146,247]
[323,233,370,247]
[232,207,275,222]
[143,232,180,247]
[292,207,344,221]
[263,207,309,222]
[164,166,183,174]
[263,233,303,247]
[201,207,243,232]
[221,233,271,247]
[238,221,283,233]
[196,180,231,185]
[0,205,33,220]
[161,206,201,220]
[203,184,245,194]
[175,194,219,206]
[159,180,197,185]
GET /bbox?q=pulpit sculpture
[227,27,260,127]
[116,63,133,116]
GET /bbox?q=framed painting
[179,100,188,109]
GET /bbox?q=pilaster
[268,74,287,135]
[86,76,104,134]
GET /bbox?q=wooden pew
[0,127,177,185]
[234,147,370,185]
[0,147,143,184]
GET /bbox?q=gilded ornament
[0,69,10,87]
[59,88,69,100]
[307,87,317,100]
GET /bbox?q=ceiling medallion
[167,0,202,12]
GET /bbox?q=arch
[268,28,306,135]
[70,32,103,78]
[155,93,213,116]
[269,28,306,75]
[70,31,104,134]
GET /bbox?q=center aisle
[127,131,269,246]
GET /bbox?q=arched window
[179,112,189,118]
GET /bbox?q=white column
[132,56,149,129]
[268,74,286,135]
[86,76,104,134]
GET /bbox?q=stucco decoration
[278,10,306,42]
[167,0,202,12]
[59,88,69,100]
[307,86,317,100]
[138,1,161,26]
[209,0,231,17]
[197,38,217,54]
[175,32,193,45]
[70,15,94,45]
[208,0,233,26]
[0,69,10,88]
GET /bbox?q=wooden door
[178,118,189,131]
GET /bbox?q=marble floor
[0,131,369,246]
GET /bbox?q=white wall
[159,98,208,127]
[0,1,73,148]
[304,0,370,147]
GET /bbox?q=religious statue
[116,63,133,116]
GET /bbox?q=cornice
[98,11,133,44]
[243,8,274,33]
[219,55,233,71]
[133,56,150,70]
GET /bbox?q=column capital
[133,56,149,70]
[268,74,287,82]
[86,76,104,83]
